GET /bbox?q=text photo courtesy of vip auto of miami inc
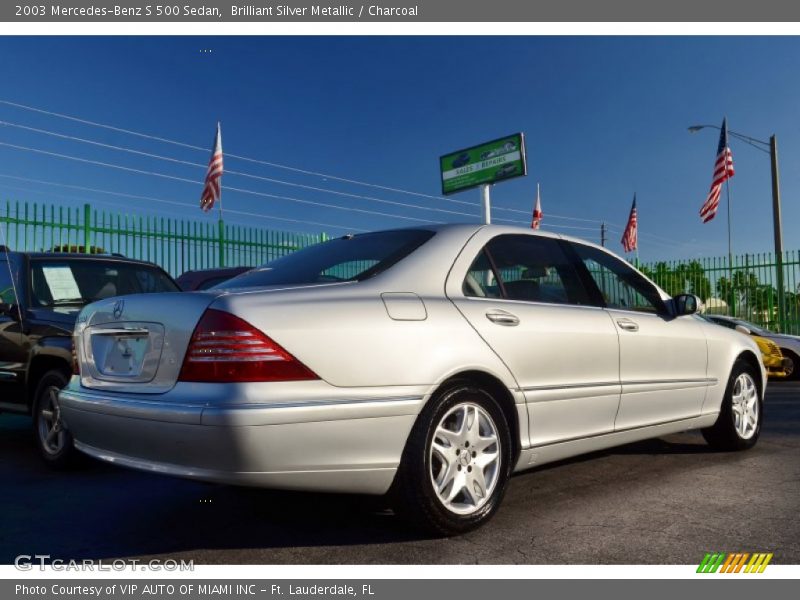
[0,35,798,574]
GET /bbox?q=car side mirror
[673,294,700,316]
[735,324,752,336]
[0,302,21,322]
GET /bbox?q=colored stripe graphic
[732,553,749,573]
[697,553,726,573]
[698,552,773,573]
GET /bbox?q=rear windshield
[221,229,435,287]
[30,259,179,308]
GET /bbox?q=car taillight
[178,309,319,383]
[71,336,80,375]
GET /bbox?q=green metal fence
[0,201,326,276]
[640,253,800,335]
[3,200,800,335]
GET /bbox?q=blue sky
[0,36,798,261]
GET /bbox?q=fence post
[83,203,91,253]
[218,218,225,267]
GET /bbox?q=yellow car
[753,335,792,379]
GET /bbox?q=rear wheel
[392,382,512,536]
[702,359,762,451]
[33,370,76,468]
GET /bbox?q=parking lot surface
[2,383,798,564]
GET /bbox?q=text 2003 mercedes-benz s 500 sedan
[59,224,765,534]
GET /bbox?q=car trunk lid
[76,291,218,394]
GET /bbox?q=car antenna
[0,222,24,329]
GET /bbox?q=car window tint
[198,276,231,290]
[571,244,666,314]
[464,235,590,305]
[227,230,435,286]
[322,260,380,281]
[29,260,178,307]
[463,250,502,298]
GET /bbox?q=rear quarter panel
[209,285,518,390]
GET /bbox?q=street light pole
[770,134,786,332]
[688,124,787,331]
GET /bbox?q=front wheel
[33,370,76,468]
[702,359,762,451]
[391,383,513,535]
[782,350,799,381]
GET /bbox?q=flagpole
[635,193,639,267]
[217,121,225,268]
[726,177,734,317]
[217,121,223,222]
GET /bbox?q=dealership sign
[439,133,527,195]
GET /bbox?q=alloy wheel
[38,386,66,456]
[731,372,759,440]
[429,402,501,515]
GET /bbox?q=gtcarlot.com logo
[697,552,773,573]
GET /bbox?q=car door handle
[486,309,520,326]
[616,318,639,332]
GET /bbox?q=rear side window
[29,260,179,307]
[463,235,591,305]
[224,229,435,287]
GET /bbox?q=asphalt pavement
[2,383,798,564]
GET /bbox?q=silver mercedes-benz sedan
[59,224,765,534]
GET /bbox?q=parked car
[0,247,180,465]
[752,335,792,379]
[699,315,790,379]
[705,315,800,380]
[480,140,517,161]
[451,152,471,169]
[59,225,764,535]
[494,163,518,178]
[175,266,252,291]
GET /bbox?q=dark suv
[0,247,179,466]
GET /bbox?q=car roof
[177,266,251,276]
[0,250,169,272]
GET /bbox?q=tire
[32,369,76,468]
[781,350,799,381]
[391,382,513,536]
[702,359,762,451]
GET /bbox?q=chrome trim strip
[211,396,422,410]
[623,377,718,386]
[518,381,619,392]
[519,378,717,393]
[462,296,608,311]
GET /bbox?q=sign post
[440,132,527,223]
[481,184,491,224]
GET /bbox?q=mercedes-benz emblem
[112,299,125,320]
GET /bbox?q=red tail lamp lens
[178,309,319,383]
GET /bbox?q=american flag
[531,183,543,229]
[200,122,223,212]
[621,195,637,253]
[699,118,735,223]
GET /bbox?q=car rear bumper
[59,383,424,495]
